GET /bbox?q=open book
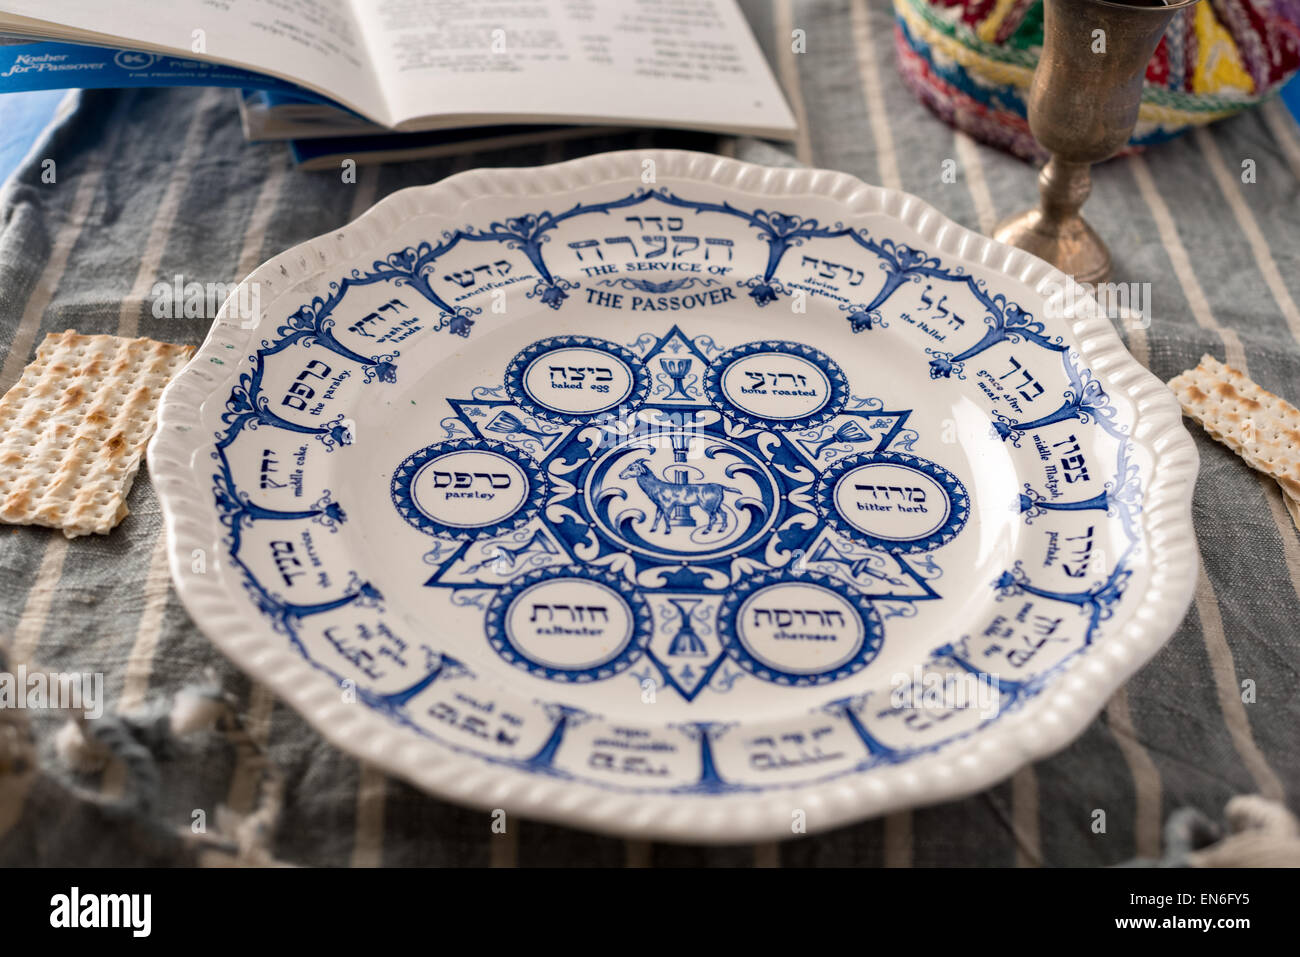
[0,0,797,141]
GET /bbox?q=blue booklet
[236,89,381,142]
[0,0,796,141]
[0,41,322,100]
[287,124,629,170]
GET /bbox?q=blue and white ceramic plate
[149,150,1198,842]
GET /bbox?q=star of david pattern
[397,325,970,701]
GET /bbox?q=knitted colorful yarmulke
[894,0,1300,160]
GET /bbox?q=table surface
[0,0,1297,867]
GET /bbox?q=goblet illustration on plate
[799,419,871,460]
[485,409,559,451]
[660,357,695,400]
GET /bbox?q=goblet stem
[1040,157,1091,223]
[994,154,1111,286]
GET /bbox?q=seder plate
[149,150,1198,842]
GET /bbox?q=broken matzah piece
[1168,354,1300,505]
[0,330,193,537]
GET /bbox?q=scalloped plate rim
[147,149,1199,844]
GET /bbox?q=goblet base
[992,207,1111,287]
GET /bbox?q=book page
[0,0,389,123]
[355,0,796,139]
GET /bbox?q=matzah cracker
[0,330,193,537]
[1168,354,1300,502]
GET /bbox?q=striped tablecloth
[0,0,1297,866]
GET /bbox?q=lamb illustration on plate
[618,458,743,534]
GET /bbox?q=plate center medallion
[394,327,972,699]
[585,427,780,562]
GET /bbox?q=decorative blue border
[717,569,884,687]
[815,451,970,554]
[703,339,849,431]
[390,438,547,541]
[484,565,654,682]
[503,334,650,424]
[198,180,1152,800]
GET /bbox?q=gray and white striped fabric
[1,0,1296,867]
